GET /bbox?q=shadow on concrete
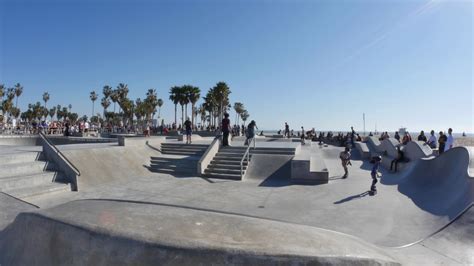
[257,163,292,187]
[145,141,161,153]
[333,191,370,204]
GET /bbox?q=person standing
[445,128,454,152]
[438,131,447,155]
[339,147,351,178]
[221,113,231,146]
[284,122,290,138]
[426,130,437,149]
[417,130,427,142]
[301,126,305,145]
[394,132,401,142]
[350,126,356,148]
[184,117,192,144]
[370,156,382,195]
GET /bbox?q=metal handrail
[240,137,256,179]
[39,131,81,176]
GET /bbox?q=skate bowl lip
[0,198,400,265]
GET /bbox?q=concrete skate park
[0,133,473,265]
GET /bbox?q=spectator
[390,146,407,173]
[221,113,231,146]
[402,132,412,145]
[184,118,192,144]
[284,122,290,138]
[445,128,454,152]
[394,132,401,142]
[438,131,447,155]
[426,130,437,149]
[417,130,427,142]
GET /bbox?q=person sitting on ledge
[394,131,401,142]
[390,146,408,172]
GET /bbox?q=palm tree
[68,104,72,112]
[14,83,23,108]
[101,97,111,119]
[169,86,180,128]
[177,87,187,127]
[188,86,201,128]
[241,110,249,126]
[49,107,56,120]
[103,85,113,98]
[90,91,98,118]
[157,98,163,119]
[42,92,50,119]
[145,89,158,122]
[212,82,231,123]
[233,102,244,126]
[0,84,5,118]
[110,90,119,113]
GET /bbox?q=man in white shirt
[427,130,437,149]
[445,128,454,152]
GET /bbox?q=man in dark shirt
[417,130,427,142]
[284,122,290,138]
[222,113,231,146]
[438,131,447,155]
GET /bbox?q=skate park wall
[62,137,166,189]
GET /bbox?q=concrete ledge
[355,141,370,159]
[0,200,400,265]
[198,137,221,175]
[0,135,40,146]
[291,154,329,184]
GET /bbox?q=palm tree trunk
[181,105,184,127]
[174,104,177,129]
[16,97,18,108]
[92,102,95,118]
[191,103,195,129]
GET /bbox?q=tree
[103,85,113,98]
[188,86,200,128]
[233,102,244,126]
[212,82,231,123]
[68,104,72,112]
[42,92,50,109]
[49,107,57,120]
[10,107,20,119]
[101,97,111,119]
[0,84,4,117]
[169,86,180,128]
[14,83,23,108]
[241,110,249,126]
[110,90,119,113]
[157,98,163,119]
[90,91,98,118]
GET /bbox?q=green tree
[241,110,249,126]
[14,83,23,108]
[169,86,180,128]
[42,92,50,109]
[101,97,111,119]
[90,91,98,118]
[49,107,57,120]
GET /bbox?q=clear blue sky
[1,0,472,133]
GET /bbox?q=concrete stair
[0,151,70,200]
[148,156,198,176]
[203,147,251,180]
[160,143,209,156]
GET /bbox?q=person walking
[339,147,351,178]
[445,128,454,152]
[438,131,447,155]
[369,156,382,195]
[245,120,258,146]
[221,113,231,146]
[184,117,192,144]
[284,122,290,138]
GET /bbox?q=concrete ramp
[403,141,433,161]
[379,146,474,246]
[0,199,400,265]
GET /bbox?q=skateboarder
[339,147,352,178]
[284,122,290,138]
[370,156,382,195]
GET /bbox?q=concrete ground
[1,138,473,265]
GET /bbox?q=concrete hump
[381,138,399,158]
[0,200,400,266]
[403,141,433,161]
[366,136,384,154]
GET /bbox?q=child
[339,147,352,178]
[370,156,382,195]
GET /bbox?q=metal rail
[240,137,256,180]
[39,131,81,176]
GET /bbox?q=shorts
[186,129,192,136]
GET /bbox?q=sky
[0,0,472,133]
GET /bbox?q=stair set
[0,150,70,199]
[203,146,295,180]
[160,143,208,156]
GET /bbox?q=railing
[39,131,81,176]
[240,137,256,180]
